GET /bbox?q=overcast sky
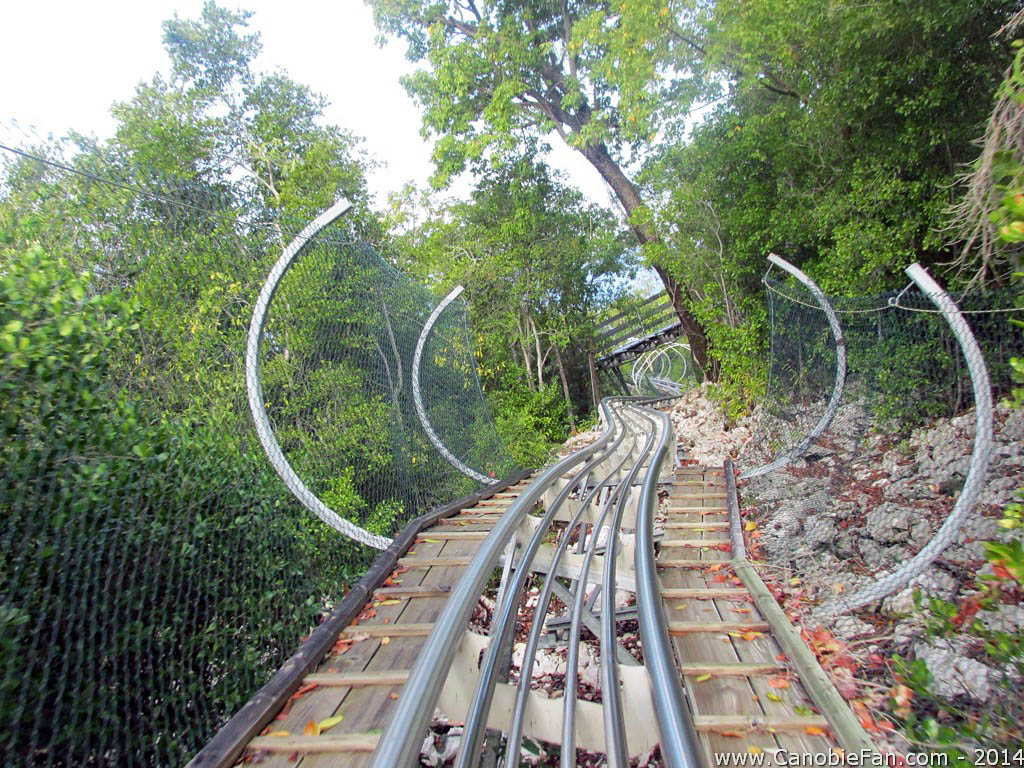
[0,0,612,209]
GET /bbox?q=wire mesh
[0,142,515,766]
[737,268,1023,617]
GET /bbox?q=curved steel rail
[827,263,994,615]
[740,253,847,481]
[411,284,493,484]
[632,402,703,768]
[369,399,621,766]
[245,199,392,550]
[369,396,703,767]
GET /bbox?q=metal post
[740,254,847,480]
[830,263,994,615]
[412,285,493,484]
[245,200,392,550]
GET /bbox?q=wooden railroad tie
[305,670,410,686]
[397,556,473,568]
[341,623,433,637]
[660,539,730,548]
[668,621,771,634]
[247,733,380,754]
[679,662,785,677]
[661,588,748,599]
[374,585,452,599]
[693,715,830,734]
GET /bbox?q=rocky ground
[718,390,1024,754]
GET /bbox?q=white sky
[0,0,611,209]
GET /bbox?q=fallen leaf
[267,730,290,738]
[775,653,787,662]
[744,521,757,531]
[795,705,814,717]
[789,577,802,586]
[377,599,402,606]
[318,715,344,733]
[695,673,712,682]
[380,636,391,645]
[712,573,728,583]
[732,608,750,614]
[291,683,317,701]
[389,692,399,699]
[740,631,763,641]
[748,747,764,755]
[708,563,726,572]
[768,677,790,690]
[765,691,782,702]
[303,720,319,737]
[422,538,441,543]
[719,730,745,738]
[805,726,827,736]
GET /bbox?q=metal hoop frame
[245,200,392,550]
[740,253,847,480]
[411,285,493,485]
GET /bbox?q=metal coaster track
[191,395,876,768]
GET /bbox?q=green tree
[368,0,716,371]
[389,157,633,431]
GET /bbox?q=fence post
[412,285,493,484]
[245,199,392,550]
[827,263,994,615]
[740,253,847,480]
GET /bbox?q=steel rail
[369,399,620,767]
[740,254,847,481]
[600,406,659,767]
[411,285,493,484]
[629,402,703,768]
[502,411,639,765]
[457,403,637,766]
[561,404,643,765]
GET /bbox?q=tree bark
[578,141,713,378]
[553,345,576,431]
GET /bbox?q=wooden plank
[661,588,748,599]
[299,536,484,768]
[305,671,410,687]
[415,531,488,541]
[659,466,780,762]
[693,716,830,733]
[397,556,473,568]
[661,539,731,548]
[679,663,785,676]
[669,621,771,634]
[373,586,452,599]
[663,522,729,530]
[247,734,380,754]
[341,624,433,638]
[657,559,715,569]
[667,507,727,512]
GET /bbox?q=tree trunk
[553,345,576,431]
[578,141,713,378]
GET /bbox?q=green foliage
[489,376,571,468]
[891,541,1024,759]
[388,157,634,428]
[0,237,371,762]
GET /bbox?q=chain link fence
[0,140,514,766]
